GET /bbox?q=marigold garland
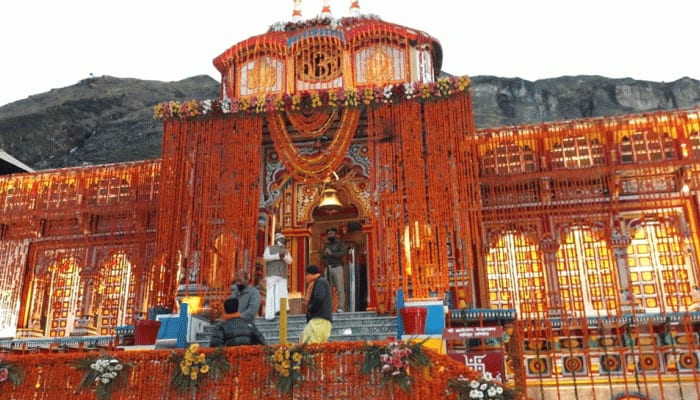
[72,353,131,400]
[266,343,314,393]
[361,339,431,393]
[153,76,471,120]
[170,343,231,394]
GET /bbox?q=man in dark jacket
[300,265,333,343]
[210,297,266,347]
[229,268,262,323]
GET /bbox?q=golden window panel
[240,56,284,96]
[557,227,617,317]
[354,44,406,85]
[294,44,342,90]
[414,46,434,83]
[627,218,695,312]
[550,136,606,169]
[619,130,677,163]
[480,143,538,176]
[486,231,546,317]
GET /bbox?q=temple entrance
[310,186,368,312]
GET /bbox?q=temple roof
[213,15,443,75]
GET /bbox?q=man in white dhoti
[262,232,293,320]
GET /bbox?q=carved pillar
[611,231,636,313]
[540,237,562,318]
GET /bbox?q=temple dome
[213,15,443,100]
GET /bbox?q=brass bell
[318,187,342,213]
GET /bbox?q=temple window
[414,46,434,83]
[96,253,136,334]
[689,131,700,158]
[480,143,538,176]
[2,185,33,212]
[92,177,132,206]
[550,136,605,169]
[627,218,694,313]
[354,44,407,85]
[47,256,82,337]
[37,179,79,210]
[240,56,284,96]
[619,130,677,163]
[557,227,617,317]
[486,231,547,318]
[295,43,343,91]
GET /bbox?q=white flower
[114,364,123,371]
[487,386,497,396]
[483,371,493,381]
[496,386,503,394]
[220,99,231,114]
[383,85,394,99]
[469,388,484,398]
[480,383,488,391]
[202,99,212,114]
[470,380,480,389]
[403,82,415,97]
[100,377,110,384]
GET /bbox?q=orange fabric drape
[158,115,263,305]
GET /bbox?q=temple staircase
[196,311,398,346]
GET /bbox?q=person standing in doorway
[229,268,262,324]
[300,265,332,344]
[262,232,293,321]
[322,227,346,312]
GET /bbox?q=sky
[1,0,698,107]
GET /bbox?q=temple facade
[1,3,699,399]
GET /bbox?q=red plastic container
[400,307,427,334]
[134,320,162,345]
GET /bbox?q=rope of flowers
[170,343,231,396]
[153,76,471,120]
[72,352,131,400]
[360,339,431,394]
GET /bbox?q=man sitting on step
[210,297,266,347]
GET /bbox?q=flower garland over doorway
[266,108,360,183]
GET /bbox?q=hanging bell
[318,187,342,213]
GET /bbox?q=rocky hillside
[1,74,699,170]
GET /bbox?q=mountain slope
[1,74,698,170]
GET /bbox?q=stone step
[197,311,398,345]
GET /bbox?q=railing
[0,341,484,399]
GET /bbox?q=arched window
[90,177,132,206]
[354,44,407,85]
[480,143,538,176]
[550,136,605,169]
[557,227,617,317]
[688,131,700,159]
[486,231,547,318]
[619,130,677,163]
[240,56,284,96]
[96,252,136,335]
[627,218,695,313]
